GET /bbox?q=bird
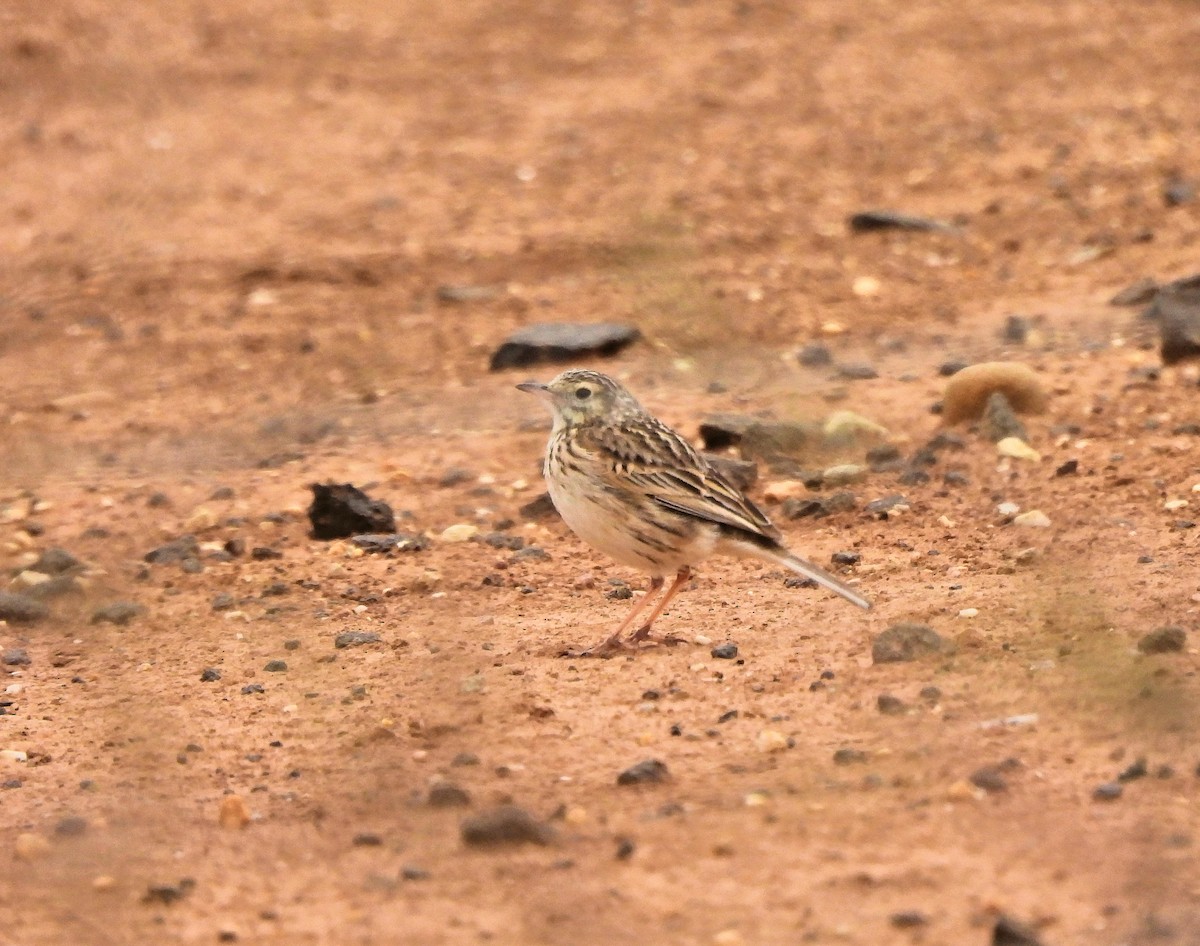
[517,369,871,654]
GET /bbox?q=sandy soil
[2,1,1199,944]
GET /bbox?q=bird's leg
[570,576,665,656]
[627,566,691,645]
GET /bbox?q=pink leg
[570,577,665,656]
[627,566,691,645]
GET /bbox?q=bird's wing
[582,417,781,541]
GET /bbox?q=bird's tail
[778,549,872,610]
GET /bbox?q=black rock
[264,660,288,672]
[837,362,879,381]
[241,684,264,694]
[981,391,1027,442]
[938,360,969,376]
[212,593,236,611]
[1138,626,1186,654]
[1093,782,1123,801]
[992,914,1044,946]
[876,694,906,715]
[142,878,195,905]
[428,781,472,808]
[969,766,1009,792]
[251,547,283,561]
[872,623,948,664]
[144,535,200,564]
[461,806,555,847]
[797,343,833,367]
[335,630,381,649]
[943,470,970,486]
[438,467,474,488]
[491,322,639,371]
[711,642,738,660]
[832,747,867,765]
[1054,459,1079,477]
[31,547,82,575]
[1163,175,1195,207]
[865,444,902,470]
[351,531,429,554]
[482,532,525,551]
[1002,315,1029,344]
[919,685,942,702]
[1117,757,1148,782]
[830,551,861,566]
[864,494,907,518]
[308,483,395,540]
[615,837,636,860]
[401,864,431,880]
[519,492,557,520]
[200,667,222,682]
[847,210,955,233]
[2,648,30,666]
[890,911,929,929]
[617,759,670,785]
[352,833,383,846]
[91,602,145,626]
[0,593,48,624]
[1147,285,1200,365]
[781,497,827,519]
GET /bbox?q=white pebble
[439,523,478,542]
[1,749,28,762]
[997,502,1020,516]
[1164,499,1189,511]
[996,437,1041,461]
[958,608,979,618]
[1013,510,1051,528]
[979,712,1039,729]
[693,634,713,646]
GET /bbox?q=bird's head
[516,369,640,428]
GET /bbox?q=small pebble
[1013,510,1051,528]
[200,667,222,682]
[756,730,789,753]
[334,631,381,649]
[711,642,738,660]
[969,767,1008,792]
[832,747,867,765]
[1093,782,1123,801]
[617,759,670,785]
[428,782,471,808]
[461,806,554,847]
[876,694,906,715]
[830,551,861,566]
[997,437,1042,462]
[264,660,287,673]
[91,602,145,625]
[872,623,947,663]
[1138,626,1186,654]
[2,649,31,667]
[890,911,929,929]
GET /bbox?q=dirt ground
[2,1,1200,943]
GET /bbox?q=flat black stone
[308,483,395,540]
[490,322,640,371]
[847,210,956,233]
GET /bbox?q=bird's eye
[575,387,592,400]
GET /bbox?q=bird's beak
[516,381,550,396]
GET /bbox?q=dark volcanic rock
[490,322,639,371]
[91,602,145,626]
[31,548,82,575]
[872,623,948,664]
[461,806,554,847]
[144,535,200,565]
[992,914,1044,946]
[0,593,48,624]
[1138,626,1186,654]
[847,209,955,233]
[617,759,670,786]
[308,483,395,540]
[334,630,381,649]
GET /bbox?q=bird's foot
[559,634,630,659]
[627,624,687,647]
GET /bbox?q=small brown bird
[518,369,871,654]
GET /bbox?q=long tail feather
[779,550,872,609]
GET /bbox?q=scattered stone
[519,492,557,520]
[1138,626,1186,654]
[703,454,758,492]
[1163,174,1195,207]
[781,497,827,519]
[920,685,942,703]
[335,631,381,649]
[264,660,287,673]
[144,535,200,565]
[796,343,832,367]
[997,437,1041,462]
[872,623,948,664]
[438,467,474,488]
[200,667,222,682]
[428,781,471,808]
[847,209,955,233]
[307,483,395,540]
[142,878,195,905]
[833,748,867,765]
[876,694,906,715]
[711,642,738,660]
[822,463,865,486]
[1013,510,1051,528]
[14,832,51,861]
[91,602,145,625]
[1110,277,1160,307]
[401,864,430,880]
[350,532,429,554]
[211,593,236,611]
[1054,459,1078,477]
[823,411,889,443]
[241,684,264,695]
[493,322,639,370]
[755,730,789,753]
[31,548,81,575]
[830,551,861,566]
[897,468,930,486]
[1092,782,1123,802]
[218,795,251,829]
[698,415,814,461]
[864,494,908,518]
[615,837,636,860]
[2,649,30,667]
[865,444,902,470]
[942,362,1048,424]
[1153,286,1200,365]
[617,759,670,785]
[837,362,879,381]
[1117,757,1148,782]
[0,593,48,624]
[992,914,1045,946]
[461,806,554,847]
[890,911,929,929]
[250,547,283,561]
[981,392,1027,442]
[55,816,87,837]
[969,766,1009,792]
[1002,315,1030,344]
